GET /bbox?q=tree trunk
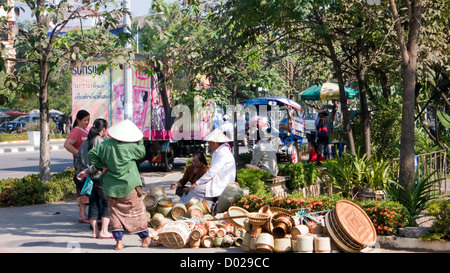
[324,35,356,155]
[37,0,51,183]
[232,83,238,182]
[39,60,51,183]
[388,0,423,190]
[356,45,371,157]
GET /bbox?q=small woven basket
[170,203,187,220]
[158,221,193,249]
[247,212,270,226]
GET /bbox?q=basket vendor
[245,129,278,177]
[88,119,151,250]
[170,151,209,197]
[183,129,236,204]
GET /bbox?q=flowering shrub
[233,194,340,215]
[0,167,76,207]
[234,194,409,235]
[353,201,408,235]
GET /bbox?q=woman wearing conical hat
[88,119,152,250]
[183,128,236,204]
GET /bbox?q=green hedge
[278,162,320,190]
[0,168,76,207]
[0,133,66,143]
[420,199,450,242]
[236,168,271,195]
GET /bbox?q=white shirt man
[183,129,236,203]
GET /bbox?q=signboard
[72,61,156,138]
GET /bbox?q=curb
[0,139,66,154]
[0,144,65,154]
[377,236,450,252]
[0,138,66,145]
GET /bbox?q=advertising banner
[72,61,155,138]
[71,62,111,128]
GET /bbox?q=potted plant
[25,122,40,146]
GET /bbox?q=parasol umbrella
[299,83,359,101]
[5,110,28,118]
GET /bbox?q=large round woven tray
[334,200,377,246]
[325,210,362,253]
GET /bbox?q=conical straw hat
[108,119,143,142]
[203,128,231,143]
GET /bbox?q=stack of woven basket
[239,205,334,253]
[324,200,377,253]
[153,205,247,249]
[143,186,247,249]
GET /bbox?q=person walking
[64,109,90,223]
[316,111,329,160]
[75,118,112,239]
[324,112,334,159]
[88,119,150,250]
[183,129,236,204]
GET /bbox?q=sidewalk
[0,144,448,253]
[0,166,244,253]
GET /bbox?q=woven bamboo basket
[271,213,295,239]
[334,200,377,246]
[170,203,187,220]
[227,206,249,228]
[143,194,157,210]
[190,224,207,241]
[201,235,214,248]
[247,212,270,226]
[199,200,212,214]
[187,206,204,220]
[158,221,193,249]
[324,200,377,253]
[325,210,362,253]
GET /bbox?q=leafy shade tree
[387,0,423,191]
[0,1,134,183]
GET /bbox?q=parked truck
[71,55,211,171]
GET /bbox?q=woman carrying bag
[76,118,112,239]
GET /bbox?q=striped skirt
[107,190,148,234]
